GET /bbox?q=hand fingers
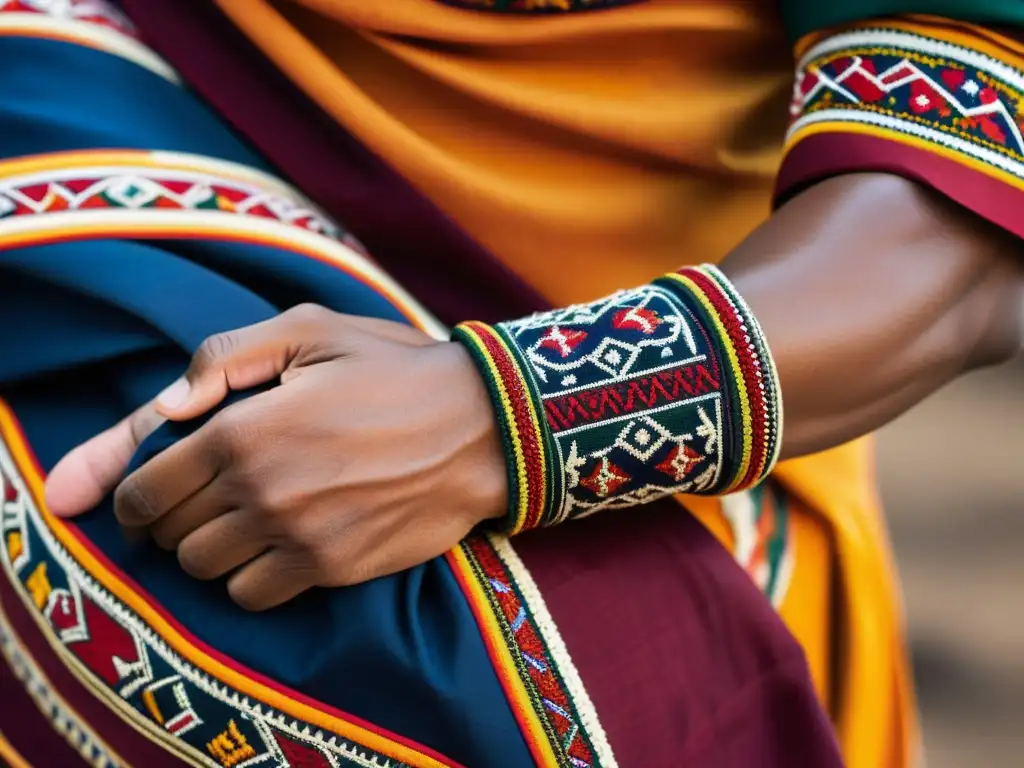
[157,308,434,422]
[176,509,266,581]
[114,421,223,529]
[148,481,234,551]
[46,399,166,518]
[226,549,317,612]
[156,318,308,422]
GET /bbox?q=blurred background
[878,357,1023,768]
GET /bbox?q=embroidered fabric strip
[786,24,1024,191]
[453,265,783,533]
[448,536,614,768]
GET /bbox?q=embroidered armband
[452,265,783,534]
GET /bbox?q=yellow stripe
[662,274,753,491]
[0,730,31,768]
[447,545,559,767]
[698,267,775,484]
[458,325,533,534]
[478,327,548,531]
[784,119,1024,194]
[0,409,449,767]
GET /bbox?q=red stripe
[466,324,547,532]
[677,269,768,488]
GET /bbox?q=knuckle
[176,541,217,581]
[253,485,289,518]
[284,302,330,326]
[207,407,251,460]
[114,477,155,525]
[194,331,237,371]
[227,584,264,613]
[149,525,177,552]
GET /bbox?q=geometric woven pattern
[0,598,122,768]
[788,26,1024,181]
[0,165,350,245]
[500,285,726,524]
[721,484,794,610]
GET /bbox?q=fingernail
[156,377,190,410]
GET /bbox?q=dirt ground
[876,358,1023,768]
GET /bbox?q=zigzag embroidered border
[0,159,346,245]
[787,26,1024,181]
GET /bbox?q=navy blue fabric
[0,35,532,767]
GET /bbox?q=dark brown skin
[44,174,1024,610]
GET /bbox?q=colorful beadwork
[436,0,642,13]
[453,266,782,531]
[787,26,1024,183]
[0,161,344,243]
[448,536,613,768]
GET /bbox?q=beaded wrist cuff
[452,264,783,534]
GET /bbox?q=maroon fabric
[776,132,1024,240]
[118,0,549,328]
[111,3,841,765]
[0,648,90,768]
[515,506,843,766]
[0,576,182,768]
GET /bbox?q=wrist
[452,265,783,535]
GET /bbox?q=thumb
[155,314,314,421]
[46,400,166,517]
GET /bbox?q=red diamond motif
[655,443,702,482]
[612,307,661,334]
[579,459,630,498]
[539,327,588,358]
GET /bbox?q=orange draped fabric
[213,2,920,766]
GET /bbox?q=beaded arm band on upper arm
[452,264,783,534]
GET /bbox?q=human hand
[45,305,507,609]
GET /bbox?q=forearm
[454,174,1024,531]
[723,173,1024,460]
